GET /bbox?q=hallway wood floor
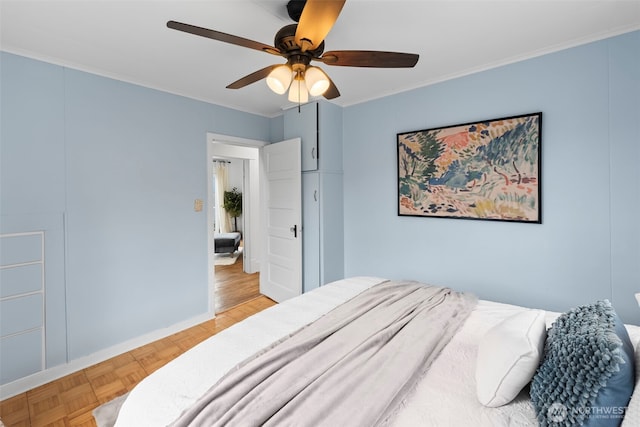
[0,259,271,427]
[215,247,262,312]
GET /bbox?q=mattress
[114,277,640,426]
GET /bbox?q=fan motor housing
[275,24,324,57]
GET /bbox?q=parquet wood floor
[0,269,274,427]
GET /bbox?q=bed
[214,232,241,254]
[113,277,640,426]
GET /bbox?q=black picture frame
[397,112,542,223]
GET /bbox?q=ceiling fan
[167,0,419,103]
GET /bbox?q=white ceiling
[1,1,639,117]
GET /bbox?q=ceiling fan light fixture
[305,66,330,96]
[288,77,309,103]
[266,64,293,94]
[168,0,418,104]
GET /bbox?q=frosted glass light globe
[266,65,292,94]
[305,66,330,96]
[288,78,309,103]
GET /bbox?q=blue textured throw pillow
[530,300,635,427]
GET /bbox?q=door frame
[206,133,267,314]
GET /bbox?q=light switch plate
[194,199,203,212]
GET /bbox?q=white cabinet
[302,173,320,292]
[302,170,344,292]
[284,101,344,293]
[284,103,318,171]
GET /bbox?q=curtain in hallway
[213,161,232,233]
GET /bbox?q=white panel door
[260,138,302,302]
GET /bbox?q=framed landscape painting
[397,112,541,223]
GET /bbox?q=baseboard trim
[0,311,214,400]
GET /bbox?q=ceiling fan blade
[323,75,340,100]
[167,21,282,56]
[226,65,280,89]
[295,0,346,52]
[319,50,419,68]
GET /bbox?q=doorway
[212,157,259,312]
[207,133,266,314]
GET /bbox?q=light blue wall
[343,31,640,324]
[269,114,284,143]
[1,29,638,387]
[1,54,69,377]
[1,51,271,376]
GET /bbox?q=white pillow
[620,340,640,427]
[475,309,547,407]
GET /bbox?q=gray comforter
[171,280,477,427]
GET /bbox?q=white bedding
[115,277,640,426]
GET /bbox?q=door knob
[290,225,297,238]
